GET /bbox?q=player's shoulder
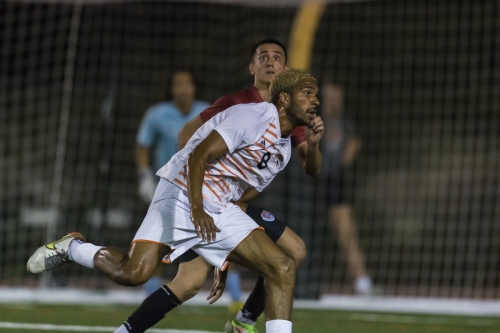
[227,103,278,134]
[230,101,274,117]
[145,101,176,115]
[218,86,263,104]
[193,100,211,109]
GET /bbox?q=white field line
[0,322,218,333]
[345,313,498,327]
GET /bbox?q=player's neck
[275,104,294,136]
[254,80,271,102]
[175,100,193,115]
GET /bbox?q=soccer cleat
[224,319,259,333]
[27,232,86,274]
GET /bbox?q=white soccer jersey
[156,102,292,211]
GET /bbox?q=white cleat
[27,232,86,274]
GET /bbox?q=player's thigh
[168,255,212,302]
[245,205,287,242]
[275,226,306,265]
[126,241,170,277]
[246,205,305,265]
[227,229,295,280]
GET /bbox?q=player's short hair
[250,39,287,64]
[269,68,316,104]
[160,68,197,101]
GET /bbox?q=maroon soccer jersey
[200,86,307,148]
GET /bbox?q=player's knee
[176,285,201,302]
[169,276,204,302]
[292,239,307,266]
[118,270,153,286]
[115,263,157,287]
[269,254,296,286]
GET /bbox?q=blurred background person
[135,69,210,295]
[320,82,372,295]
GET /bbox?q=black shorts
[325,174,346,206]
[179,204,287,263]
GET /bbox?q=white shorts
[132,178,261,270]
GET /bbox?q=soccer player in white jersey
[116,40,323,333]
[27,68,321,333]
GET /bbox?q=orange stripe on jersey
[226,155,250,182]
[173,178,188,188]
[201,193,223,208]
[244,148,261,163]
[217,175,232,193]
[266,128,278,139]
[204,180,222,202]
[255,141,266,150]
[236,151,253,170]
[262,135,274,145]
[178,170,186,178]
[206,174,228,194]
[219,160,241,179]
[206,166,233,192]
[269,123,276,129]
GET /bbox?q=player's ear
[249,62,255,75]
[279,91,290,107]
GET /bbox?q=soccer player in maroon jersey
[115,40,323,333]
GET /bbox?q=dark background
[1,0,499,298]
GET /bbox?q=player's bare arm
[295,115,324,177]
[233,187,259,212]
[187,130,229,242]
[178,115,205,150]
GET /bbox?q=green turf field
[0,304,499,333]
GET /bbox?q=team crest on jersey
[261,210,275,222]
[271,153,285,169]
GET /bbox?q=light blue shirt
[137,100,210,172]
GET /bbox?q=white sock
[266,319,292,333]
[354,276,373,295]
[113,324,128,333]
[68,240,103,269]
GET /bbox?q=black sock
[123,285,181,333]
[240,276,265,322]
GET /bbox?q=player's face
[171,72,195,105]
[249,44,287,84]
[322,83,344,118]
[287,78,320,126]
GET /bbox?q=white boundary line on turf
[345,313,498,327]
[2,287,500,317]
[0,322,216,333]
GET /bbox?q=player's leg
[226,264,243,313]
[93,241,169,286]
[27,179,178,286]
[246,205,306,266]
[226,229,296,333]
[26,231,168,287]
[115,252,212,333]
[228,206,306,332]
[144,266,163,296]
[329,203,371,294]
[275,226,307,266]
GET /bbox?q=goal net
[1,0,499,302]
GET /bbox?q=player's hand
[306,115,324,146]
[190,208,221,243]
[138,168,156,203]
[207,267,227,304]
